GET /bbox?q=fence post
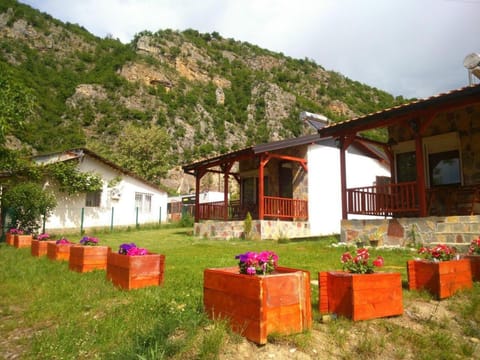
[80,207,85,234]
[110,207,114,231]
[159,206,162,225]
[42,212,46,234]
[135,207,139,228]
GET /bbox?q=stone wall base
[194,220,310,240]
[341,215,480,248]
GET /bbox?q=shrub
[2,182,57,234]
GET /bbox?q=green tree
[113,124,171,184]
[2,182,57,234]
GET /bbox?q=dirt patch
[219,296,480,360]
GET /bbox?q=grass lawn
[0,226,479,359]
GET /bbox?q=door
[279,163,293,198]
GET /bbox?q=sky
[19,0,480,99]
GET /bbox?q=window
[396,151,416,182]
[424,132,462,187]
[85,191,101,207]
[242,177,256,205]
[241,177,269,205]
[135,192,152,213]
[393,132,462,187]
[428,150,461,186]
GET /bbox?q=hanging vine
[46,161,103,195]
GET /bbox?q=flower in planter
[341,248,384,274]
[9,228,24,235]
[118,242,148,256]
[56,237,72,245]
[235,251,278,275]
[468,236,480,255]
[418,244,456,262]
[36,233,50,241]
[79,236,99,246]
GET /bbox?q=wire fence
[1,206,166,240]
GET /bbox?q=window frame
[135,192,152,213]
[393,132,463,188]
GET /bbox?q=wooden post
[339,137,348,220]
[258,155,265,220]
[194,169,206,223]
[222,162,233,220]
[414,134,427,216]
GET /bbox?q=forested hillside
[0,0,405,192]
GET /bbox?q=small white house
[183,133,390,239]
[33,148,168,232]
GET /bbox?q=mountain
[0,0,405,193]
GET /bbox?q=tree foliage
[0,64,36,144]
[112,124,171,185]
[2,182,57,234]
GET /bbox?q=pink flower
[235,250,278,275]
[126,247,148,256]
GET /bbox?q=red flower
[372,256,384,267]
[341,252,353,263]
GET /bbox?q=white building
[33,148,168,232]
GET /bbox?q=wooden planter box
[464,255,480,282]
[69,245,110,273]
[47,242,74,261]
[106,251,166,290]
[407,259,473,299]
[31,240,55,257]
[318,271,403,321]
[6,232,14,246]
[203,266,312,345]
[14,234,33,248]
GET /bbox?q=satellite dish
[464,53,480,70]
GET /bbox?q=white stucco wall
[307,143,390,236]
[44,155,168,232]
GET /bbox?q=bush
[2,182,57,234]
[179,211,194,227]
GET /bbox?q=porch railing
[197,197,308,221]
[346,181,418,217]
[264,196,308,220]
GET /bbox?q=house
[33,148,168,232]
[317,84,480,246]
[182,131,390,239]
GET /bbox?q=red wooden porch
[346,182,480,217]
[197,197,308,221]
[319,85,480,220]
[182,135,316,223]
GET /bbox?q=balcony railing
[264,196,308,220]
[197,197,308,221]
[346,181,418,217]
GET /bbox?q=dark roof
[252,134,321,153]
[183,133,388,174]
[32,148,166,193]
[182,134,322,174]
[319,84,480,137]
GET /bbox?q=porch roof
[319,84,480,137]
[182,134,320,175]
